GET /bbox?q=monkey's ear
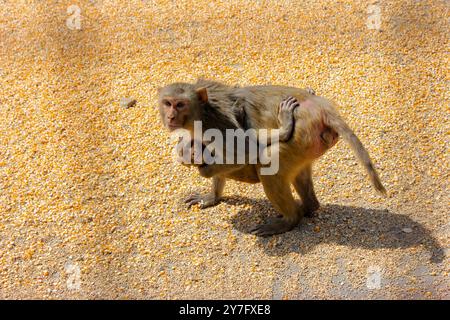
[196,87,208,103]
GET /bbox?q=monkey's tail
[324,111,387,195]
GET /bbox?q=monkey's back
[233,85,313,129]
[234,85,342,160]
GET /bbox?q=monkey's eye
[163,100,171,107]
[176,102,185,109]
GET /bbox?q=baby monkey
[175,94,301,180]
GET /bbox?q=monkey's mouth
[168,124,182,130]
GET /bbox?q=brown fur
[158,79,385,236]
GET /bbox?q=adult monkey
[158,79,385,236]
[160,80,324,211]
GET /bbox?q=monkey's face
[158,85,208,132]
[159,96,193,131]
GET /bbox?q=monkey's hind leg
[185,176,225,209]
[293,164,320,217]
[250,173,302,236]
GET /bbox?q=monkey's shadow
[224,197,445,263]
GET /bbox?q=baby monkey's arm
[267,87,316,144]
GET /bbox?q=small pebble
[402,228,413,233]
[120,97,137,109]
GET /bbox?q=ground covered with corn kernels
[0,0,448,299]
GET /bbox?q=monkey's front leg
[185,176,226,209]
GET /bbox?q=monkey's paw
[184,193,220,209]
[305,87,316,95]
[302,200,320,217]
[250,217,298,237]
[279,96,300,118]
